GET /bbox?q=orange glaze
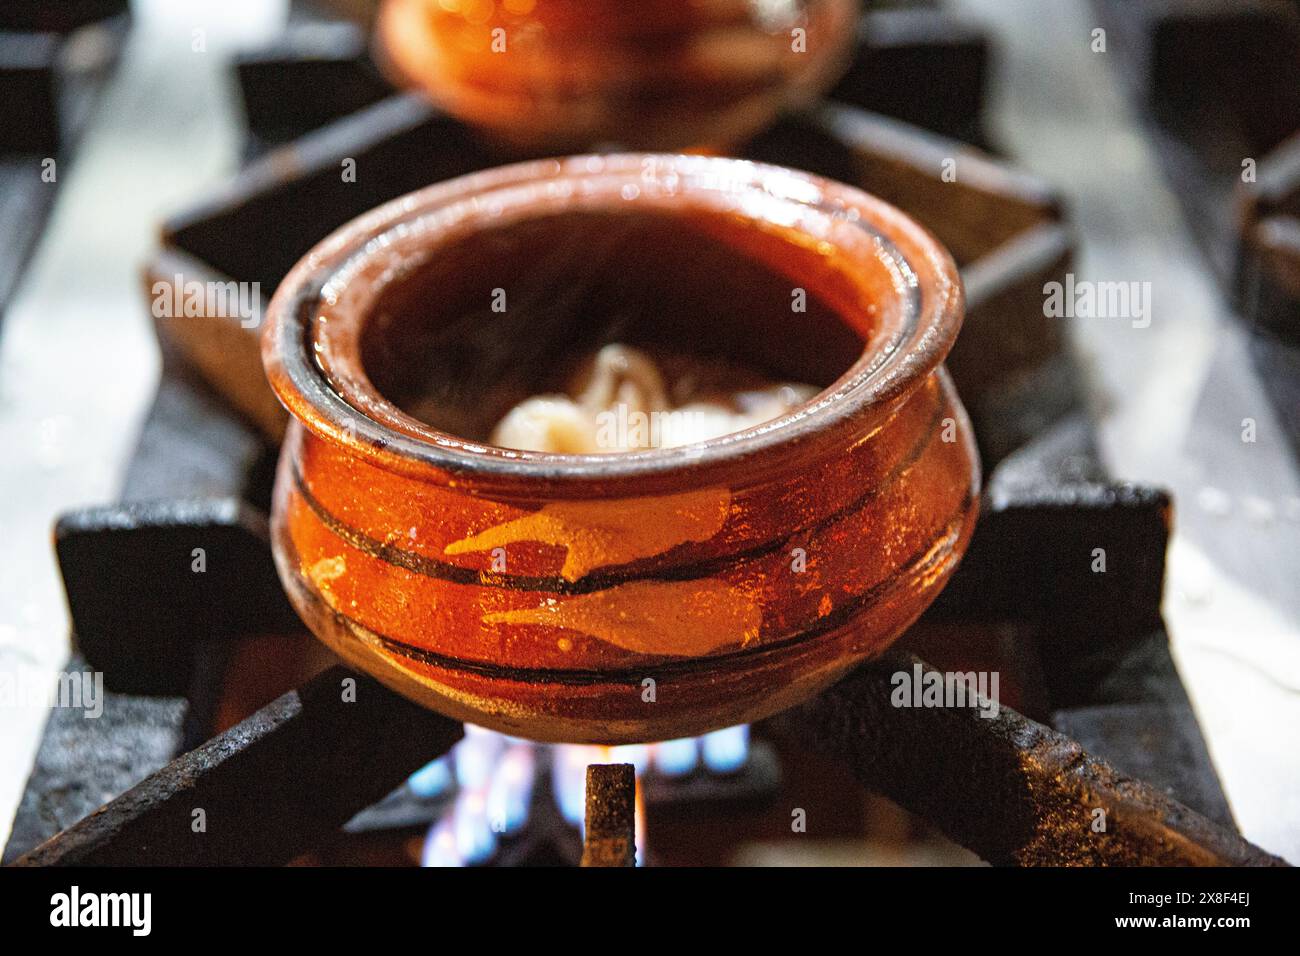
[443,488,733,581]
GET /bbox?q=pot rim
[262,153,964,492]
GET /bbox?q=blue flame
[553,748,589,828]
[654,738,699,777]
[452,791,498,865]
[486,746,535,835]
[421,821,461,867]
[454,725,503,790]
[701,725,749,774]
[408,757,453,798]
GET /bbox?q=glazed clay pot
[376,0,859,151]
[262,154,979,743]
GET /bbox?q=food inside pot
[490,343,818,453]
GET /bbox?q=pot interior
[356,205,873,443]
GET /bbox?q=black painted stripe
[295,489,974,687]
[292,397,946,595]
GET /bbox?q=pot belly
[269,367,979,743]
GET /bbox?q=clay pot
[262,154,979,743]
[375,0,859,151]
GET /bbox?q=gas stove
[1,0,1295,871]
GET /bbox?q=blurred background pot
[376,0,859,151]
